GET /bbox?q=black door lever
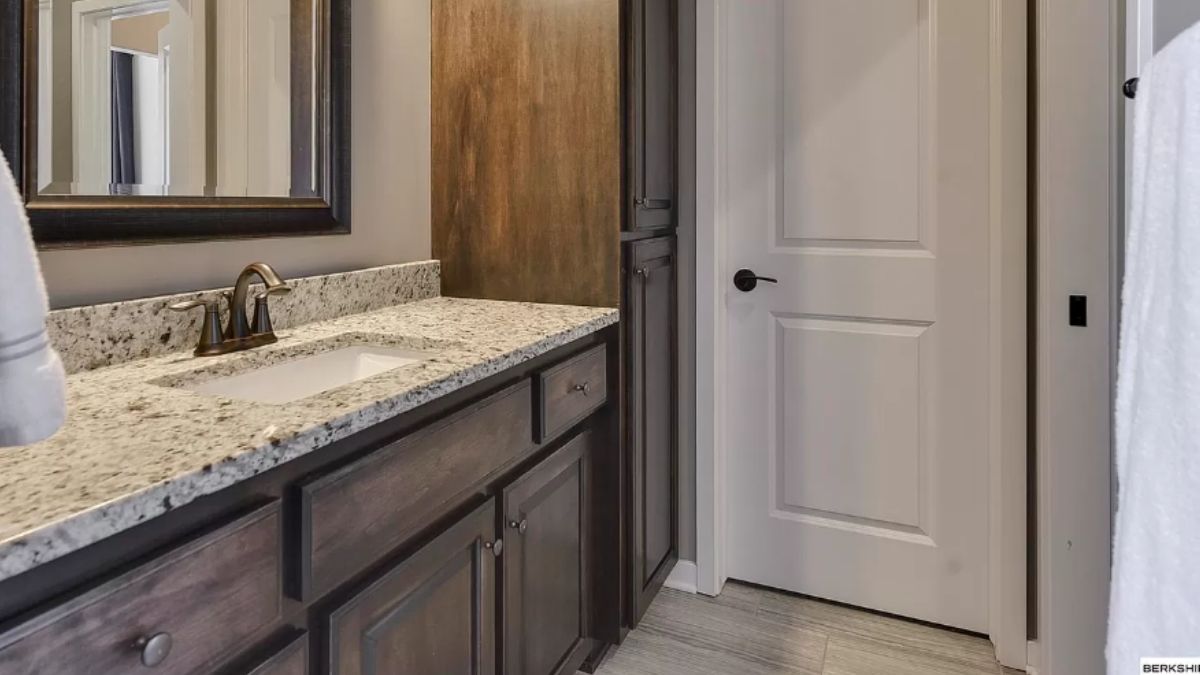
[733,269,778,292]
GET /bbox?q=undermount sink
[183,345,429,404]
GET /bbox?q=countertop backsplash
[45,261,441,374]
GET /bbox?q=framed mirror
[0,0,349,247]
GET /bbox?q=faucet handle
[251,284,290,337]
[168,299,226,357]
[168,299,215,312]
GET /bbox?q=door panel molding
[771,0,935,248]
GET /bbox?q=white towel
[1109,23,1200,672]
[0,151,66,447]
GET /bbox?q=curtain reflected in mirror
[34,0,317,199]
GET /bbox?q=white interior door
[722,0,993,632]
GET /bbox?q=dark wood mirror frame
[0,0,350,249]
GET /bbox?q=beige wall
[39,0,432,309]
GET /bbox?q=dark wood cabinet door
[626,0,677,231]
[624,236,678,625]
[501,433,593,675]
[326,502,499,675]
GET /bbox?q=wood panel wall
[432,0,621,308]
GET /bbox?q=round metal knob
[509,518,529,535]
[135,632,173,668]
[572,381,592,397]
[485,539,504,557]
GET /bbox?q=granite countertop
[0,297,618,582]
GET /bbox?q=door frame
[693,0,1029,666]
[69,0,172,193]
[1032,0,1122,673]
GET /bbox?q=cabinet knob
[134,632,173,668]
[508,518,529,535]
[572,381,592,397]
[485,539,504,557]
[633,267,650,278]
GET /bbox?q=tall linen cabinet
[431,0,686,662]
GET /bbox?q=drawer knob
[572,381,592,396]
[135,632,173,667]
[509,518,529,535]
[485,539,504,557]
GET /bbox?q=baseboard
[663,560,698,594]
[1022,639,1040,675]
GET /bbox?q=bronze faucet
[169,263,292,357]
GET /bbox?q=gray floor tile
[755,586,999,672]
[822,634,1002,675]
[591,583,1007,675]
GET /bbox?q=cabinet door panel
[502,434,592,675]
[327,502,497,675]
[625,236,678,625]
[628,0,677,231]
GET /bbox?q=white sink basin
[184,345,428,404]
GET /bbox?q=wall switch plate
[1069,295,1087,327]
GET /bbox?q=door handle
[733,269,778,292]
[634,197,673,210]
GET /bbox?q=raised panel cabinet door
[326,501,499,675]
[625,236,678,625]
[501,433,592,675]
[626,0,677,231]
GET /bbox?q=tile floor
[592,582,1025,675]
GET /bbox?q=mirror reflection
[35,0,317,198]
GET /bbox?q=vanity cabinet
[626,0,678,232]
[0,330,621,675]
[624,235,678,625]
[501,433,592,675]
[326,501,499,675]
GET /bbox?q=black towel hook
[1124,77,1140,100]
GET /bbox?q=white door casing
[700,0,1026,646]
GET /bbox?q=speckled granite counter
[0,297,618,581]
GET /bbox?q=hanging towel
[1109,23,1200,672]
[0,151,66,447]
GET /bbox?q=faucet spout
[227,263,291,340]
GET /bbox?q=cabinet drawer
[536,345,608,442]
[0,503,282,675]
[297,381,533,599]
